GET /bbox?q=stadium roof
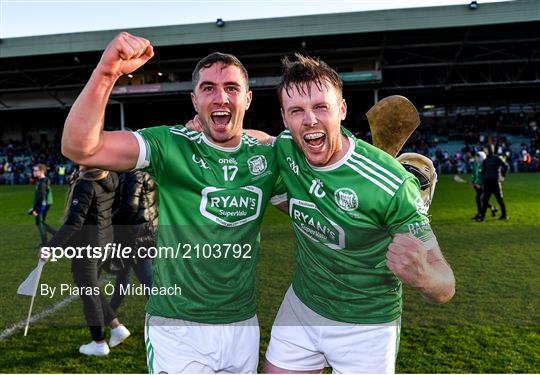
[0,0,539,114]
[1,0,538,58]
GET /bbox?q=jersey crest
[247,155,267,176]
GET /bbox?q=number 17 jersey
[135,125,283,324]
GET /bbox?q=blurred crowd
[2,111,539,185]
[402,135,539,176]
[0,139,74,185]
[356,111,540,175]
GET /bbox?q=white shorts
[265,286,400,374]
[145,314,260,373]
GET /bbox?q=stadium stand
[0,0,538,183]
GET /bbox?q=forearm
[62,70,118,162]
[416,259,455,304]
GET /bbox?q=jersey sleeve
[269,135,289,205]
[133,126,171,182]
[270,173,287,205]
[384,176,438,250]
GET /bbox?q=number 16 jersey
[275,127,436,324]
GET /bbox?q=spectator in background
[471,151,497,220]
[110,170,157,312]
[0,159,4,183]
[4,161,14,185]
[30,164,56,246]
[41,166,130,356]
[477,145,509,221]
[57,164,67,185]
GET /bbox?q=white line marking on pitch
[0,276,113,340]
[0,294,78,340]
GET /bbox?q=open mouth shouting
[211,111,232,129]
[303,131,326,150]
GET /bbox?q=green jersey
[135,125,282,324]
[275,127,436,324]
[471,160,483,185]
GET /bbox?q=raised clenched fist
[96,32,154,78]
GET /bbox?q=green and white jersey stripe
[169,126,203,141]
[275,126,435,324]
[145,315,154,373]
[279,129,293,139]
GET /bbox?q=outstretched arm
[386,233,455,304]
[62,32,154,171]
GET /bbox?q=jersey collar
[201,133,242,153]
[308,136,355,172]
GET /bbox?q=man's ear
[191,92,198,112]
[281,108,289,129]
[246,90,253,110]
[340,98,347,121]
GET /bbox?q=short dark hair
[278,54,343,105]
[192,52,249,89]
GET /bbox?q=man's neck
[325,134,350,166]
[202,133,242,150]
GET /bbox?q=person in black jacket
[471,152,497,220]
[476,145,509,221]
[110,170,157,311]
[29,164,56,246]
[42,166,130,356]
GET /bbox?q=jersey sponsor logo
[407,218,436,249]
[247,155,267,175]
[334,188,358,211]
[192,155,210,169]
[200,186,262,227]
[407,218,431,236]
[309,178,326,198]
[219,158,238,165]
[289,198,345,250]
[286,156,299,175]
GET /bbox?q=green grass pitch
[0,174,538,373]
